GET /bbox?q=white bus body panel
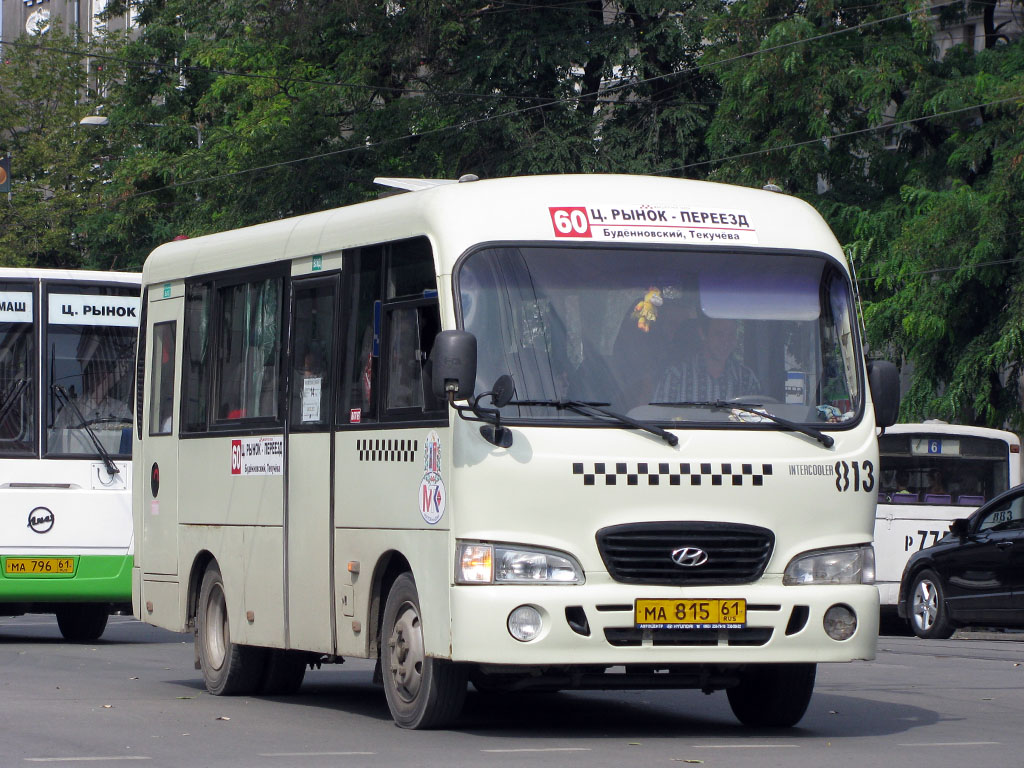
[0,459,131,555]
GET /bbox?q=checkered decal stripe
[357,439,419,463]
[572,461,773,487]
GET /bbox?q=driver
[652,316,760,402]
[55,360,131,428]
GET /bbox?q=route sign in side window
[290,282,335,429]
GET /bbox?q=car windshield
[456,245,861,426]
[45,287,139,458]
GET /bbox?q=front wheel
[196,563,267,695]
[381,573,466,729]
[55,604,109,642]
[909,569,955,639]
[727,663,816,727]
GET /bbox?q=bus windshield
[45,288,138,458]
[0,284,35,457]
[457,245,861,426]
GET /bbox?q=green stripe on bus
[0,555,132,602]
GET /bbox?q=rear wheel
[909,569,955,639]
[55,604,109,642]
[727,663,816,727]
[260,650,308,695]
[196,564,266,695]
[381,573,466,729]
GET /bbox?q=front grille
[596,521,774,585]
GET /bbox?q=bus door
[141,291,181,577]
[285,275,338,653]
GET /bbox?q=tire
[727,663,816,727]
[260,650,308,695]
[908,569,956,639]
[55,604,109,642]
[196,564,267,695]
[381,573,466,729]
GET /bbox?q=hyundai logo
[671,547,709,567]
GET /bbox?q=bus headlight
[783,545,875,585]
[456,542,584,585]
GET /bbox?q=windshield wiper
[52,385,121,476]
[649,400,834,448]
[512,399,679,447]
[0,378,29,426]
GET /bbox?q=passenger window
[978,497,1024,531]
[183,284,211,432]
[149,321,176,435]
[215,277,282,422]
[339,248,383,424]
[290,283,335,428]
[387,237,435,299]
[384,303,443,415]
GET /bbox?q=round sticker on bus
[419,472,446,525]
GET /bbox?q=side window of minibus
[149,321,176,435]
[382,238,444,417]
[182,283,211,432]
[215,277,282,422]
[339,247,383,425]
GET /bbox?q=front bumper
[450,578,878,666]
[0,554,132,603]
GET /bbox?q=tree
[0,28,128,269]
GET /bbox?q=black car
[898,483,1024,639]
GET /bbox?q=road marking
[25,758,151,763]
[258,753,376,757]
[693,744,798,749]
[899,742,1000,747]
[481,748,592,753]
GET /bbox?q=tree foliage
[1,0,1023,427]
[0,28,127,269]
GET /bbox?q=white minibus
[1,268,140,640]
[133,174,899,728]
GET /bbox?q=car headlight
[456,542,584,585]
[783,545,875,585]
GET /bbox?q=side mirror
[867,359,900,428]
[430,330,477,401]
[949,518,969,540]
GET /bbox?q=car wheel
[196,563,267,695]
[381,573,466,729]
[55,604,109,642]
[909,568,955,639]
[260,649,308,695]
[726,663,816,727]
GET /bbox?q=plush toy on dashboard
[631,287,663,333]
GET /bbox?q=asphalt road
[2,615,1023,768]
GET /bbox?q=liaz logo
[28,507,54,534]
[230,440,242,475]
